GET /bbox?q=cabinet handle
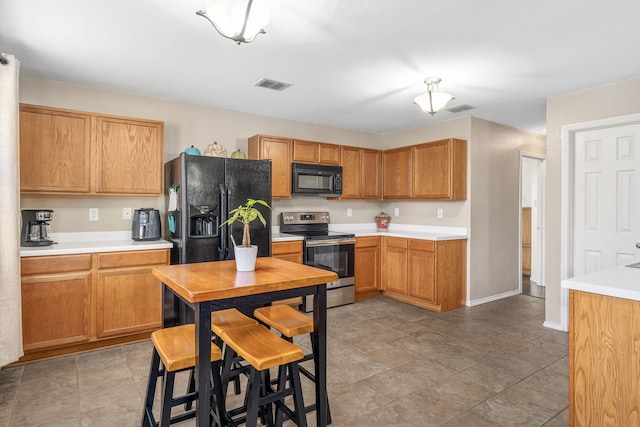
[637,242,640,249]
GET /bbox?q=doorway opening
[520,153,545,298]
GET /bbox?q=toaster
[131,208,161,241]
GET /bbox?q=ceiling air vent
[445,104,475,113]
[254,78,293,91]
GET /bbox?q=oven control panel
[281,211,330,225]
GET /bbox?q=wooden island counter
[562,265,640,426]
[152,257,337,427]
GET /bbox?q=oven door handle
[305,238,356,247]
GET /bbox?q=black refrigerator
[162,153,272,326]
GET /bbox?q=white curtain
[0,53,23,368]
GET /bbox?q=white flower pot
[234,245,258,271]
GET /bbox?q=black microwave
[291,163,343,196]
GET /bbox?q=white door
[573,124,640,275]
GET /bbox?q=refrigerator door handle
[218,184,228,260]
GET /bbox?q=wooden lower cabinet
[355,236,381,299]
[271,241,303,306]
[569,290,640,426]
[272,241,303,264]
[20,249,168,361]
[381,237,466,312]
[21,272,91,351]
[381,237,409,294]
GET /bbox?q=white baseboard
[543,320,566,332]
[469,289,521,306]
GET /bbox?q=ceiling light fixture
[414,77,454,116]
[196,0,270,45]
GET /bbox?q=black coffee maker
[21,209,55,246]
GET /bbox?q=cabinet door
[408,240,436,303]
[19,104,91,193]
[249,135,292,198]
[21,273,91,350]
[382,237,408,294]
[383,146,412,199]
[272,241,303,264]
[292,139,318,163]
[94,115,163,195]
[412,139,466,200]
[96,266,163,338]
[361,149,382,199]
[355,237,380,293]
[340,146,361,199]
[318,143,341,165]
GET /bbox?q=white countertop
[272,223,467,242]
[20,231,173,257]
[561,264,640,301]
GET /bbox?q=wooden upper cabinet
[292,139,341,165]
[20,104,92,193]
[318,143,341,165]
[19,104,164,195]
[292,139,318,163]
[361,148,382,199]
[412,138,467,200]
[94,115,163,195]
[249,135,292,198]
[339,146,361,199]
[383,146,412,199]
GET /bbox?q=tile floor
[0,295,569,426]
[522,276,545,299]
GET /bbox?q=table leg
[313,284,328,427]
[195,302,212,427]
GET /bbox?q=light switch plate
[347,208,352,217]
[122,207,132,220]
[437,208,444,218]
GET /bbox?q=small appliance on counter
[132,208,161,241]
[21,209,55,246]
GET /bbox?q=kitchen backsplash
[20,195,467,233]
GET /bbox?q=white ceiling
[2,0,640,135]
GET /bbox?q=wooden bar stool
[185,308,259,408]
[142,324,226,427]
[220,323,308,427]
[254,304,332,422]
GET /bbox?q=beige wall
[545,76,640,327]
[19,77,384,232]
[469,119,545,301]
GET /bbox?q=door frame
[560,113,640,330]
[519,152,546,293]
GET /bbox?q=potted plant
[220,198,271,271]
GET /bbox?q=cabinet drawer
[409,239,435,252]
[384,236,408,249]
[98,249,169,269]
[356,236,380,248]
[272,241,303,255]
[21,254,92,276]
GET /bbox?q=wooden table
[152,257,338,427]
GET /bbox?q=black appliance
[280,211,355,311]
[163,153,272,326]
[131,208,161,241]
[291,163,343,196]
[20,209,55,246]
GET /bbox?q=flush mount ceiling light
[414,77,454,116]
[196,0,270,45]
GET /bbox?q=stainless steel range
[280,212,355,311]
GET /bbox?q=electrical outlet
[89,208,99,221]
[347,208,352,217]
[437,208,444,218]
[394,208,400,217]
[123,207,132,220]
